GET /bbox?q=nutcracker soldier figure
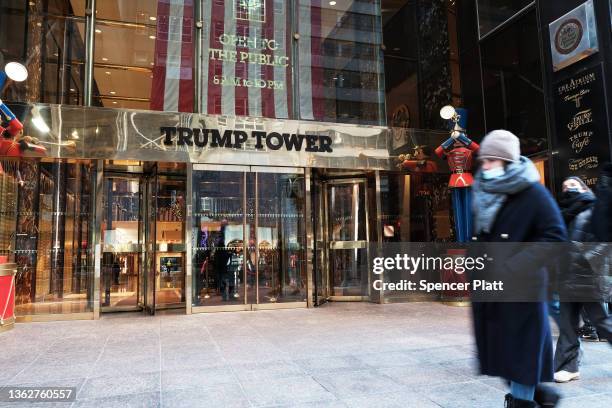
[435,106,479,242]
[0,61,47,173]
[0,99,47,163]
[398,145,438,173]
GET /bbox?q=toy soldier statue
[435,106,479,242]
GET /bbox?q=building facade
[0,0,611,321]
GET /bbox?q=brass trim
[374,170,383,304]
[328,296,370,302]
[0,264,17,276]
[329,240,367,250]
[250,166,304,174]
[193,164,250,172]
[191,304,252,313]
[154,303,186,311]
[254,172,259,305]
[185,164,193,315]
[16,312,94,322]
[0,319,15,333]
[93,160,104,319]
[252,302,307,310]
[101,306,142,313]
[304,168,313,308]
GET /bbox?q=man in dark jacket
[554,177,612,383]
[471,130,567,408]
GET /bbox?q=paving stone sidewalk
[1,302,611,407]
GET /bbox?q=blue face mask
[482,166,505,180]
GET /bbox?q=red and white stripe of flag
[151,0,195,112]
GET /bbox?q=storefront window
[298,0,385,125]
[380,172,453,243]
[192,166,306,308]
[7,159,95,316]
[477,0,533,37]
[481,10,548,156]
[0,1,86,105]
[93,0,194,112]
[199,0,292,118]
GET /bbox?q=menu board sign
[554,64,610,187]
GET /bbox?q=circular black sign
[555,18,583,55]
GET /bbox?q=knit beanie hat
[478,130,520,162]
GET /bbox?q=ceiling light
[149,35,156,40]
[5,62,29,82]
[329,1,337,5]
[95,127,100,134]
[112,101,118,104]
[102,57,108,62]
[150,16,157,21]
[109,91,116,95]
[70,88,75,92]
[71,130,79,139]
[95,29,102,33]
[105,71,111,75]
[150,62,154,66]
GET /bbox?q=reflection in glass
[0,2,86,104]
[155,178,186,307]
[92,0,194,112]
[477,0,533,37]
[256,172,306,303]
[101,177,141,308]
[192,171,245,306]
[481,10,547,156]
[327,182,368,296]
[6,160,95,315]
[298,0,384,125]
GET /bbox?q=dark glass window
[481,10,548,155]
[477,0,533,37]
[298,0,385,125]
[0,1,86,105]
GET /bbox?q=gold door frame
[190,164,308,313]
[323,178,371,302]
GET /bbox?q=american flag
[151,0,195,112]
[151,0,323,120]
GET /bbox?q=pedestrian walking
[554,177,612,383]
[471,130,567,407]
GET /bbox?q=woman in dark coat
[471,130,567,408]
[554,177,612,383]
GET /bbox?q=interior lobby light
[149,16,157,21]
[95,29,102,33]
[149,35,156,40]
[329,1,337,5]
